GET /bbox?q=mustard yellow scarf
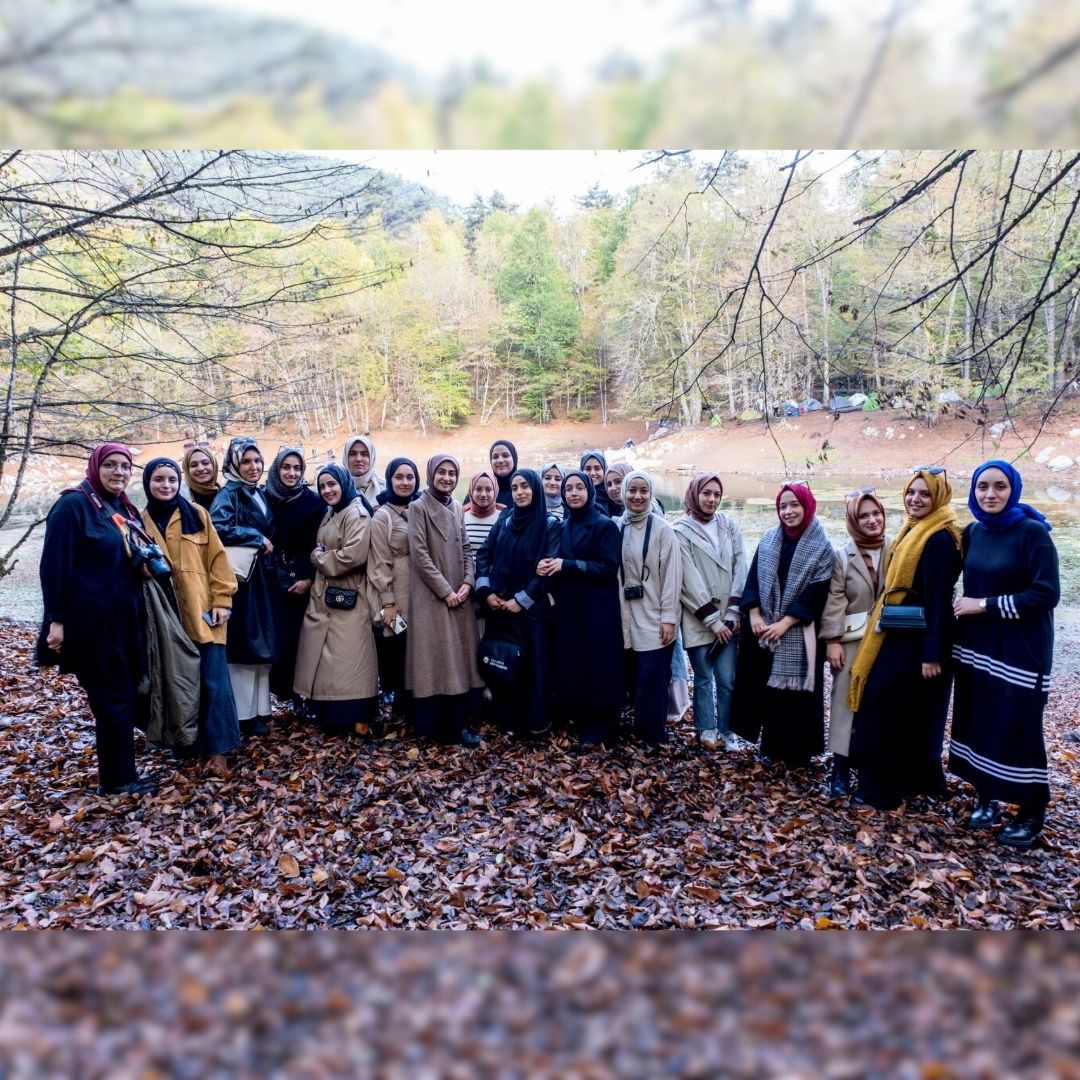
[847,471,963,712]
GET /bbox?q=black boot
[96,775,158,797]
[966,797,1002,829]
[828,755,852,798]
[240,716,269,738]
[998,808,1044,849]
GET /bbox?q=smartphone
[202,610,217,627]
[392,613,407,635]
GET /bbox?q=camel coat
[405,492,483,699]
[819,536,888,755]
[293,501,378,702]
[367,502,411,637]
[141,505,236,646]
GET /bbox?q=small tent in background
[828,395,859,414]
[800,397,822,412]
[709,414,724,427]
[738,407,764,421]
[849,392,868,406]
[783,400,800,416]
[862,391,881,411]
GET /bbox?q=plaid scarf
[755,517,834,691]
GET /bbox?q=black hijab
[560,470,613,559]
[316,463,360,516]
[493,468,549,593]
[142,457,204,536]
[377,456,421,507]
[581,450,613,517]
[489,439,518,503]
[265,448,309,505]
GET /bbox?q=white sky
[198,0,974,93]
[317,149,852,212]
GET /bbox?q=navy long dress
[731,534,830,766]
[851,529,963,809]
[948,520,1059,813]
[268,486,324,705]
[548,499,625,743]
[475,510,560,737]
[38,487,147,790]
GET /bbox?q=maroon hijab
[776,482,817,539]
[65,443,140,518]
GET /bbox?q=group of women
[39,436,1060,849]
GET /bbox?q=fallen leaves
[0,617,1077,929]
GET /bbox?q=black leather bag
[274,554,309,592]
[324,586,358,611]
[477,636,523,689]
[877,588,927,631]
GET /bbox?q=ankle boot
[828,755,852,798]
[998,807,1045,849]
[966,797,1002,829]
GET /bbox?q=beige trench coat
[367,502,411,637]
[619,513,683,652]
[673,512,748,649]
[293,502,378,702]
[819,536,888,754]
[405,492,483,699]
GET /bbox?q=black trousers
[413,692,477,742]
[625,643,676,745]
[81,679,140,789]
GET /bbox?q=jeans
[686,639,737,735]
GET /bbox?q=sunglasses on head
[912,465,946,476]
[846,485,875,500]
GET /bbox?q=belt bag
[877,588,926,632]
[325,586,358,610]
[839,610,869,643]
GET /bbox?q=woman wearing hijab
[462,470,505,554]
[949,461,1059,848]
[181,446,222,511]
[674,474,748,751]
[541,463,566,521]
[293,464,379,735]
[604,462,632,518]
[488,440,518,505]
[475,469,560,738]
[369,457,421,725]
[618,471,682,746]
[819,489,889,797]
[38,444,156,796]
[848,468,963,810]
[140,457,240,777]
[581,450,613,516]
[264,447,324,715]
[731,482,835,768]
[538,471,624,746]
[343,435,384,507]
[405,454,484,746]
[210,437,280,739]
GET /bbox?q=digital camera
[131,539,172,580]
[623,584,645,600]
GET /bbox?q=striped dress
[948,519,1060,808]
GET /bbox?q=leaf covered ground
[1,619,1077,930]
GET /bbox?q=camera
[130,539,172,580]
[723,619,737,631]
[623,584,645,600]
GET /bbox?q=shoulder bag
[876,588,926,632]
[325,585,359,610]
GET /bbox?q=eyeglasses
[100,462,132,473]
[912,465,946,475]
[846,486,875,500]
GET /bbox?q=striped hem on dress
[949,738,1049,785]
[952,644,1051,692]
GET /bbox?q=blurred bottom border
[1,930,1078,1078]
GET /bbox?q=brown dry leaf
[278,853,300,878]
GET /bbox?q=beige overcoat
[367,502,411,637]
[293,501,378,702]
[819,536,888,754]
[141,504,236,646]
[405,492,483,699]
[673,512,748,649]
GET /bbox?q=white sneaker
[699,728,719,748]
[721,731,738,751]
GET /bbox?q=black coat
[268,487,325,697]
[210,482,281,665]
[38,490,146,688]
[548,508,625,710]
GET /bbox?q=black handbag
[477,636,523,689]
[877,588,927,631]
[324,586,358,610]
[274,554,309,592]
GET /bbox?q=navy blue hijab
[316,463,360,516]
[377,457,421,507]
[968,459,1050,532]
[142,457,204,536]
[492,468,549,593]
